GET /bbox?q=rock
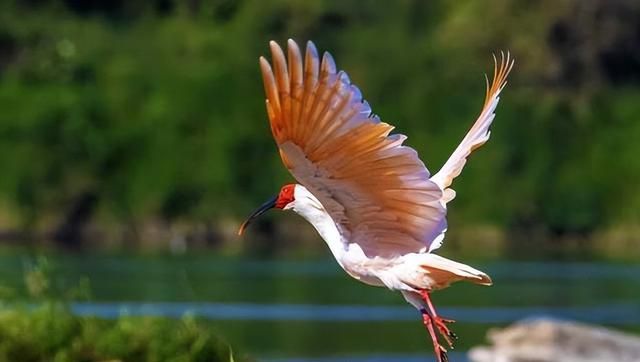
[468,318,640,362]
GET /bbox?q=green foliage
[0,257,247,362]
[0,303,243,362]
[0,0,638,250]
[23,256,90,301]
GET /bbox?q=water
[0,253,638,361]
[68,302,640,325]
[262,353,470,362]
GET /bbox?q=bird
[238,39,513,362]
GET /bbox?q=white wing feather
[431,53,514,204]
[426,53,513,252]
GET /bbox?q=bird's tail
[404,253,492,290]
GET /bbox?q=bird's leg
[420,290,457,348]
[421,308,449,362]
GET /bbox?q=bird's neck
[291,195,346,264]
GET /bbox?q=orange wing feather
[261,40,447,257]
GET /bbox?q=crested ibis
[239,39,513,362]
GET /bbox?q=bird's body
[288,183,491,292]
[239,39,513,362]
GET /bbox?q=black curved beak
[237,195,278,235]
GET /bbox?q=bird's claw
[423,313,456,356]
[437,327,455,349]
[432,315,457,349]
[438,346,449,362]
[423,314,458,349]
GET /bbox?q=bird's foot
[418,290,458,350]
[433,316,457,348]
[422,313,456,350]
[422,313,451,362]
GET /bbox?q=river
[0,253,638,361]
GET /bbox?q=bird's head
[237,183,297,235]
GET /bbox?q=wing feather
[423,52,513,252]
[430,52,514,204]
[262,40,447,257]
[261,40,512,256]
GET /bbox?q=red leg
[420,290,457,349]
[422,310,449,362]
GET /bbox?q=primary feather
[261,40,447,257]
[430,52,514,205]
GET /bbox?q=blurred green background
[0,0,639,361]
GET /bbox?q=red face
[238,183,297,235]
[275,184,296,209]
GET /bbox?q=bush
[0,257,250,362]
[0,302,245,362]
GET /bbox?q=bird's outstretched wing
[430,53,514,205]
[260,39,447,258]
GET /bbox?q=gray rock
[468,318,640,362]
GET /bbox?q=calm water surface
[0,253,638,362]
